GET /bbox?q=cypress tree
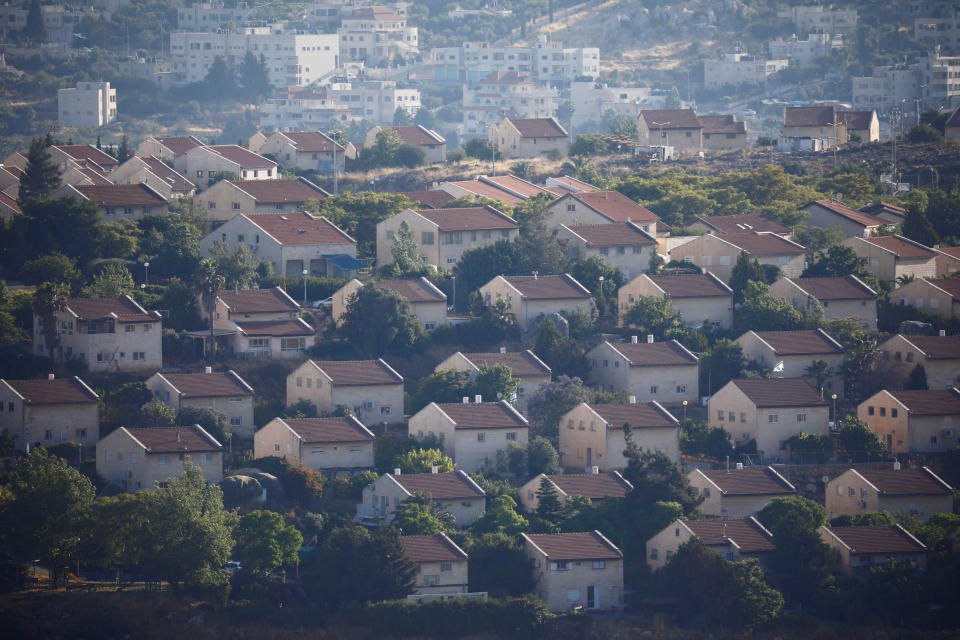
[19,137,61,203]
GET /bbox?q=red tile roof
[228,177,329,203]
[310,359,403,386]
[157,370,253,398]
[155,136,204,156]
[887,389,960,417]
[502,274,591,300]
[729,377,828,408]
[547,472,633,500]
[433,400,528,429]
[859,201,907,219]
[936,246,960,260]
[524,531,622,561]
[749,328,844,355]
[393,470,485,499]
[281,416,375,443]
[207,144,276,169]
[0,190,21,215]
[218,287,300,313]
[825,525,926,554]
[684,518,776,553]
[235,318,315,336]
[400,190,455,209]
[694,213,790,235]
[401,533,468,563]
[2,376,98,404]
[837,110,875,131]
[375,277,446,303]
[247,212,354,246]
[784,105,835,127]
[647,273,733,298]
[562,222,656,247]
[390,125,445,146]
[861,235,936,259]
[140,156,196,192]
[609,339,699,367]
[417,205,518,231]
[444,180,524,206]
[278,131,341,153]
[77,184,168,207]
[458,350,551,377]
[722,231,806,256]
[899,334,960,360]
[926,278,960,300]
[854,466,953,495]
[570,191,660,223]
[699,114,746,135]
[125,425,222,453]
[481,174,550,198]
[698,467,796,496]
[54,144,118,167]
[806,199,884,228]
[547,175,600,193]
[506,117,568,139]
[786,275,876,300]
[639,109,702,129]
[76,164,113,185]
[589,402,679,429]
[66,296,156,322]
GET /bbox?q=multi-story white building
[768,33,836,65]
[338,5,418,64]
[462,71,559,138]
[920,53,960,110]
[703,53,788,90]
[258,86,354,129]
[176,3,253,30]
[327,79,421,122]
[58,82,116,128]
[852,64,921,113]
[779,5,859,35]
[569,81,650,131]
[429,36,599,86]
[169,27,339,89]
[916,13,960,55]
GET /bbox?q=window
[230,417,242,426]
[44,429,53,440]
[650,385,658,394]
[931,436,939,446]
[797,413,807,422]
[158,455,171,465]
[421,231,435,245]
[7,402,13,412]
[552,561,569,571]
[477,433,485,442]
[718,411,724,421]
[274,443,280,452]
[386,230,395,240]
[880,407,886,417]
[381,406,391,415]
[891,408,898,418]
[599,247,608,256]
[132,352,146,361]
[296,377,303,388]
[126,324,136,332]
[768,414,779,423]
[592,560,605,569]
[144,324,152,333]
[424,575,440,586]
[506,432,517,441]
[249,338,268,348]
[567,204,576,212]
[650,548,658,559]
[728,411,735,421]
[439,562,452,573]
[868,406,875,416]
[740,413,747,423]
[232,202,241,210]
[281,337,306,352]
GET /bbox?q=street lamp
[597,276,605,317]
[143,261,150,286]
[831,393,838,426]
[302,268,308,305]
[451,275,456,313]
[682,399,688,421]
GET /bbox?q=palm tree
[195,259,225,363]
[804,359,834,397]
[895,274,916,287]
[32,282,69,361]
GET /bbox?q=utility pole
[914,96,922,129]
[332,137,338,195]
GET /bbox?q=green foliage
[901,204,939,247]
[140,398,177,427]
[905,123,944,143]
[470,494,529,536]
[18,136,60,203]
[178,406,230,444]
[569,134,611,157]
[393,492,455,534]
[786,432,835,463]
[82,263,136,298]
[802,244,869,278]
[758,496,827,532]
[350,129,426,170]
[534,476,563,522]
[8,197,103,270]
[84,493,146,576]
[700,339,746,395]
[463,533,538,598]
[19,253,82,289]
[455,240,522,300]
[679,419,734,460]
[138,215,203,279]
[390,221,424,276]
[32,281,69,360]
[793,223,845,256]
[234,510,302,574]
[209,241,261,290]
[831,511,896,527]
[311,192,411,258]
[526,436,560,476]
[472,362,519,404]
[532,317,589,380]
[281,464,324,507]
[396,448,455,474]
[239,52,271,101]
[339,284,425,358]
[513,194,569,275]
[463,138,501,161]
[729,252,770,303]
[757,496,834,603]
[410,369,472,413]
[837,415,886,461]
[525,375,591,439]
[623,295,684,339]
[738,281,806,331]
[569,255,624,312]
[905,363,928,390]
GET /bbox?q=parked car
[224,561,242,573]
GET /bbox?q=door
[886,434,893,451]
[586,448,592,467]
[587,585,596,609]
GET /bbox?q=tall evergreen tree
[25,0,44,43]
[116,135,130,163]
[239,51,271,101]
[535,476,563,522]
[901,204,939,247]
[905,364,929,390]
[19,137,61,203]
[390,220,422,275]
[729,251,768,303]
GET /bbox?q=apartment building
[58,81,116,128]
[429,37,599,86]
[768,33,835,65]
[338,5,418,64]
[703,52,788,89]
[780,5,859,35]
[462,71,558,138]
[326,79,421,122]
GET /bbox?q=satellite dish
[821,475,829,484]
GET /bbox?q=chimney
[629,395,636,404]
[475,394,482,403]
[893,460,901,471]
[735,462,744,471]
[647,334,654,343]
[431,465,439,474]
[47,373,55,381]
[204,366,213,374]
[631,335,638,344]
[939,329,946,337]
[499,346,507,354]
[176,429,181,443]
[463,396,470,403]
[591,466,599,474]
[394,468,401,475]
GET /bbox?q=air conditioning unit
[124,470,133,478]
[943,428,954,438]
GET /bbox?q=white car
[312,296,333,308]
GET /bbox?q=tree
[117,135,130,164]
[304,524,416,611]
[410,369,472,413]
[32,282,69,360]
[339,284,425,358]
[526,436,560,476]
[0,449,95,584]
[84,493,147,582]
[786,432,834,463]
[535,476,563,522]
[138,215,202,279]
[472,362,519,404]
[905,363,928,390]
[393,105,413,126]
[756,496,834,603]
[395,448,454,474]
[837,415,886,461]
[802,245,869,278]
[470,494,529,536]
[623,295,684,338]
[19,253,82,288]
[139,463,237,588]
[239,51,271,101]
[195,259,225,363]
[525,375,591,439]
[569,255,624,312]
[393,493,454,534]
[757,496,827,533]
[901,204,939,247]
[178,406,230,444]
[738,281,806,331]
[140,398,177,426]
[679,419,734,460]
[314,192,412,258]
[209,241,261,290]
[463,138,501,161]
[18,137,60,203]
[729,252,769,303]
[81,263,136,298]
[234,510,302,575]
[804,359,835,394]
[390,221,423,275]
[513,195,568,275]
[700,339,746,395]
[203,56,236,100]
[455,240,522,297]
[464,533,536,598]
[531,316,589,379]
[9,197,103,269]
[25,0,44,43]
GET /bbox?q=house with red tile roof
[365,125,446,163]
[249,130,349,173]
[522,531,623,611]
[0,375,99,451]
[48,144,119,171]
[0,165,21,197]
[801,199,889,238]
[736,328,846,395]
[145,369,255,437]
[770,275,878,330]
[586,337,700,405]
[688,213,790,237]
[857,201,907,225]
[357,469,486,527]
[408,400,529,472]
[58,183,169,221]
[33,296,163,372]
[647,517,775,570]
[0,190,21,220]
[490,117,569,159]
[781,105,847,146]
[827,464,953,520]
[843,235,938,282]
[212,287,301,328]
[398,190,455,209]
[108,155,196,198]
[669,231,807,282]
[199,211,358,279]
[97,424,224,491]
[181,144,278,186]
[434,348,551,412]
[819,524,927,574]
[837,109,879,142]
[933,245,960,276]
[434,174,550,207]
[197,177,329,222]
[255,415,376,472]
[137,135,205,162]
[877,333,960,391]
[888,277,960,317]
[332,277,448,331]
[375,205,519,269]
[638,109,704,154]
[699,114,749,151]
[618,272,734,329]
[401,533,470,596]
[708,378,829,460]
[556,222,658,279]
[857,388,960,455]
[558,399,680,471]
[546,190,667,237]
[544,175,600,194]
[286,358,404,426]
[478,274,593,333]
[687,466,797,518]
[518,469,633,513]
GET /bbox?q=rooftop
[646,273,733,298]
[824,525,926,555]
[125,425,222,454]
[888,387,960,416]
[65,296,156,323]
[853,466,953,496]
[837,110,875,130]
[76,184,168,207]
[206,144,276,169]
[524,531,623,561]
[568,191,660,223]
[639,109,702,129]
[458,350,551,377]
[610,339,699,367]
[53,144,118,167]
[218,287,300,313]
[698,467,796,496]
[562,222,656,247]
[784,105,835,127]
[925,278,960,300]
[547,472,633,500]
[154,135,204,156]
[807,199,886,228]
[501,274,591,300]
[276,131,341,153]
[786,275,876,300]
[858,201,907,219]
[1,376,98,405]
[729,377,829,408]
[390,125,445,146]
[399,190,454,209]
[699,114,747,135]
[684,518,776,553]
[310,359,403,386]
[861,235,936,259]
[506,117,568,138]
[234,318,315,337]
[722,231,806,256]
[749,328,845,355]
[157,370,253,398]
[140,156,196,192]
[546,175,600,193]
[588,402,679,429]
[281,416,375,444]
[416,205,518,231]
[694,213,790,235]
[481,174,550,198]
[433,400,528,429]
[443,180,524,206]
[393,470,485,499]
[246,212,354,246]
[401,533,468,563]
[228,178,329,204]
[375,277,446,303]
[898,334,960,359]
